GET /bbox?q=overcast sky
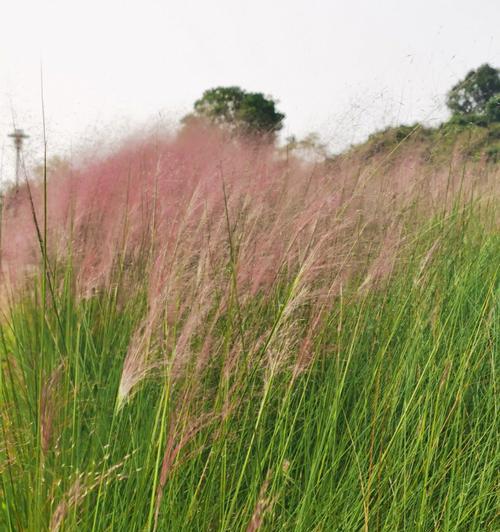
[1,0,499,183]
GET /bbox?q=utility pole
[8,128,29,189]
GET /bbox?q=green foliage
[447,112,489,127]
[446,63,500,117]
[485,94,500,123]
[436,118,500,160]
[188,86,285,139]
[445,97,500,128]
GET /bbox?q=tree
[446,64,500,116]
[186,86,285,139]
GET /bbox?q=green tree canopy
[446,64,500,116]
[186,86,285,139]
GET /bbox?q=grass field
[0,126,498,530]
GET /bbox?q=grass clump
[0,206,498,531]
[0,126,498,530]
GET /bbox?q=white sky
[1,0,499,182]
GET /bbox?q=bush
[485,94,500,123]
[447,113,489,127]
[364,123,429,156]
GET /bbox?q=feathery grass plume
[1,123,496,303]
[49,458,128,532]
[115,317,158,412]
[153,407,214,531]
[414,236,441,287]
[358,221,403,292]
[246,469,275,532]
[40,363,64,455]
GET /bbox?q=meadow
[0,124,498,531]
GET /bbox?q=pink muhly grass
[1,123,495,297]
[1,123,498,398]
[116,240,222,409]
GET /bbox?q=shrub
[485,94,500,123]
